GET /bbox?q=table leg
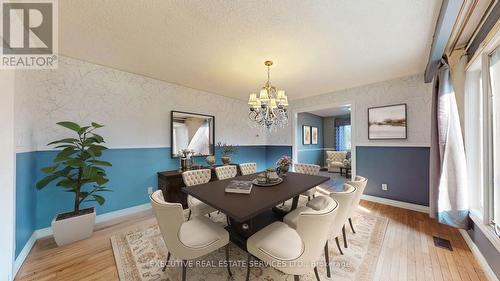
[290,195,300,211]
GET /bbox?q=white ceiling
[59,0,442,101]
[308,106,351,117]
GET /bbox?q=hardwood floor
[15,200,489,281]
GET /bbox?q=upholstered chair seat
[325,151,347,173]
[182,169,217,220]
[215,165,238,180]
[150,190,232,281]
[294,163,321,200]
[247,195,338,281]
[239,162,257,175]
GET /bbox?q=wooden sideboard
[157,165,242,208]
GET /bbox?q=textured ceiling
[59,0,442,101]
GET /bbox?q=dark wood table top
[182,172,329,222]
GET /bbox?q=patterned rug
[111,205,387,281]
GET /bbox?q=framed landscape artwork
[303,125,311,144]
[368,104,407,139]
[311,127,318,144]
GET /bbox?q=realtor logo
[1,0,58,69]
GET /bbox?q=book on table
[225,180,253,194]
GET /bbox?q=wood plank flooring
[15,200,489,281]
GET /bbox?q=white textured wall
[15,56,266,152]
[268,74,433,146]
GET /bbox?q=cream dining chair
[345,176,368,234]
[246,195,339,281]
[300,183,356,277]
[182,169,216,220]
[239,162,257,175]
[150,190,232,281]
[215,165,238,180]
[294,163,321,201]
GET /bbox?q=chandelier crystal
[248,60,289,131]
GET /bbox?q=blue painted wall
[15,145,268,257]
[356,146,430,206]
[15,152,37,258]
[265,146,293,168]
[296,113,324,166]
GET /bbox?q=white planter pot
[51,207,96,246]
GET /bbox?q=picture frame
[303,125,311,145]
[311,126,318,144]
[368,103,407,140]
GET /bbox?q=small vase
[180,158,189,171]
[206,156,215,166]
[221,156,231,165]
[279,165,289,177]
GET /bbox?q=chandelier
[248,60,289,131]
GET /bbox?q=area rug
[111,207,387,281]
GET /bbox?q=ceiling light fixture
[248,60,288,131]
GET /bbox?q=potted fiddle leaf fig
[36,121,112,246]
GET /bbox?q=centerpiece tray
[252,177,283,187]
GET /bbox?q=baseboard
[361,194,430,213]
[13,232,37,277]
[459,229,500,281]
[13,203,152,278]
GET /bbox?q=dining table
[182,172,330,249]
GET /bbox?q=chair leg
[182,260,187,281]
[349,217,356,233]
[187,209,192,220]
[294,275,300,281]
[342,225,348,248]
[162,252,171,272]
[335,237,344,255]
[314,266,321,281]
[246,253,251,281]
[324,241,331,278]
[225,245,232,277]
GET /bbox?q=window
[335,125,351,151]
[465,30,500,241]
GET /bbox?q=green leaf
[56,179,76,188]
[57,121,81,132]
[91,122,104,128]
[89,160,112,167]
[92,194,105,205]
[78,126,91,135]
[66,159,84,167]
[47,138,79,146]
[83,166,98,178]
[36,174,60,189]
[95,176,109,186]
[54,144,77,149]
[91,133,104,143]
[41,164,59,174]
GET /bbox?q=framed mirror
[171,111,215,158]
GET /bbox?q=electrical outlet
[382,184,388,191]
[147,186,153,195]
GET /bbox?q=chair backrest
[346,175,368,217]
[294,163,320,175]
[239,162,257,175]
[215,165,238,180]
[326,151,347,162]
[150,190,187,257]
[328,183,357,237]
[182,169,211,187]
[293,196,339,273]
